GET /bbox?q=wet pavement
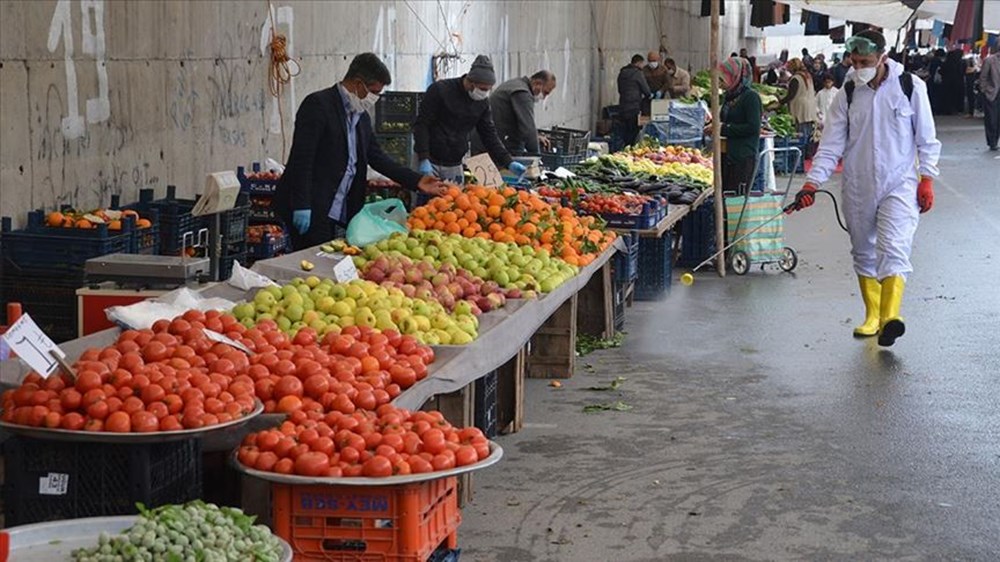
[460,116,1000,561]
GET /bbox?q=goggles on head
[845,36,879,56]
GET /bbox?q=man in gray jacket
[473,70,557,155]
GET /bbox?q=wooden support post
[710,0,726,277]
[527,293,578,379]
[496,345,527,434]
[576,260,615,339]
[422,384,474,506]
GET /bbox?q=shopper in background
[927,49,947,113]
[980,44,1000,151]
[276,53,446,250]
[472,70,557,156]
[801,48,814,69]
[943,49,966,115]
[643,51,670,97]
[815,74,838,127]
[740,48,760,82]
[810,56,827,92]
[616,54,652,149]
[964,56,981,118]
[791,30,940,347]
[780,58,818,148]
[413,55,525,186]
[832,54,852,88]
[714,56,761,195]
[664,58,692,99]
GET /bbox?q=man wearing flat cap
[413,55,526,184]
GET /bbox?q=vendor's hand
[418,159,434,176]
[509,161,527,177]
[788,183,818,213]
[292,209,311,234]
[703,124,714,136]
[417,176,448,197]
[538,134,552,150]
[917,176,934,213]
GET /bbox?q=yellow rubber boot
[878,276,906,347]
[853,276,881,337]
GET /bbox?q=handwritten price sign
[1,314,66,378]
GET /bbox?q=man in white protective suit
[790,29,941,347]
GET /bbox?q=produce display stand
[614,189,713,239]
[0,515,294,562]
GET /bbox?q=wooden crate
[497,345,527,435]
[527,293,577,379]
[422,385,474,507]
[576,260,615,339]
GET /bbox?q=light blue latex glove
[292,209,311,234]
[418,159,433,175]
[509,161,527,177]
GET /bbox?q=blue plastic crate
[474,370,498,438]
[126,186,207,255]
[541,152,587,170]
[613,231,639,284]
[109,194,160,255]
[773,135,806,175]
[219,193,250,245]
[677,197,716,268]
[0,260,85,343]
[596,199,667,230]
[248,229,290,261]
[635,232,673,301]
[237,163,281,195]
[0,213,133,271]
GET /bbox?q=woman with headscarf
[716,56,762,195]
[780,58,819,143]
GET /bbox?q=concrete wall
[0,0,755,225]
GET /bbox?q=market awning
[781,0,925,29]
[916,0,1000,33]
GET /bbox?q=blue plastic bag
[346,198,409,247]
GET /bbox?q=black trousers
[616,113,641,151]
[984,94,1000,149]
[289,215,347,251]
[723,155,757,196]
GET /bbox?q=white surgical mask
[534,92,545,103]
[345,85,378,114]
[469,88,490,101]
[854,66,877,85]
[648,62,659,69]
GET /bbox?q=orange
[486,205,501,219]
[108,220,123,231]
[136,218,152,229]
[47,212,64,227]
[75,219,93,229]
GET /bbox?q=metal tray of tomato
[0,401,264,444]
[0,515,293,562]
[230,440,504,486]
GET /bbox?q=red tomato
[455,445,479,467]
[105,411,132,433]
[60,412,86,430]
[362,455,393,477]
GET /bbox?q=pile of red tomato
[577,193,661,216]
[237,404,491,477]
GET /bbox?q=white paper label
[39,472,69,496]
[203,329,254,355]
[464,153,504,187]
[0,314,65,377]
[333,257,359,283]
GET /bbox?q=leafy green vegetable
[586,376,627,391]
[583,401,633,413]
[576,332,625,356]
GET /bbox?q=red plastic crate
[272,476,461,561]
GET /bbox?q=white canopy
[916,0,1000,33]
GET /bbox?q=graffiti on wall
[46,0,109,140]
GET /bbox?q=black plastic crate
[1,436,202,526]
[0,260,83,343]
[109,194,160,255]
[0,213,133,272]
[474,370,498,438]
[248,228,290,261]
[429,548,461,562]
[541,152,586,170]
[375,91,422,133]
[677,197,716,268]
[539,126,591,155]
[218,249,248,281]
[374,133,414,167]
[126,185,207,255]
[237,163,281,195]
[635,232,673,301]
[613,231,640,284]
[218,193,250,245]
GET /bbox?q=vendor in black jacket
[616,54,652,149]
[413,55,527,183]
[275,53,445,250]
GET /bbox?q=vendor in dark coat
[616,54,652,149]
[471,70,557,155]
[413,55,526,184]
[275,53,446,250]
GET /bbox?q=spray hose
[788,189,850,233]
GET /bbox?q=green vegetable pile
[72,501,283,562]
[768,114,796,138]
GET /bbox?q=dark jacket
[617,64,651,116]
[413,76,513,168]
[720,87,762,161]
[274,86,422,227]
[831,62,850,89]
[488,77,540,154]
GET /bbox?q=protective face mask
[668,69,676,76]
[647,62,659,69]
[346,88,377,114]
[534,92,545,103]
[854,66,877,85]
[469,88,490,101]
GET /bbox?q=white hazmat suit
[807,58,940,281]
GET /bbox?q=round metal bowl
[0,401,264,444]
[231,441,504,486]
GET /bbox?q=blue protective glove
[418,159,433,175]
[509,161,527,177]
[292,209,311,234]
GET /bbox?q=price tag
[0,314,65,377]
[203,329,254,355]
[38,472,69,496]
[333,257,359,283]
[464,153,504,187]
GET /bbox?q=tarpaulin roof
[916,1,1000,33]
[781,0,924,29]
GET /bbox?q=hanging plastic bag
[346,198,409,247]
